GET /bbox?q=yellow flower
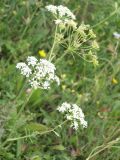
[112,78,118,84]
[38,50,46,58]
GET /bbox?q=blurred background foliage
[0,0,120,159]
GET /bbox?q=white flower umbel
[16,56,60,89]
[46,5,76,20]
[57,102,87,130]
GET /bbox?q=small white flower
[57,102,87,130]
[57,102,71,113]
[80,118,88,128]
[46,5,57,14]
[57,5,76,20]
[72,121,79,130]
[27,56,38,67]
[16,62,32,77]
[46,5,76,20]
[29,79,39,89]
[54,76,60,85]
[42,81,50,89]
[113,32,120,39]
[54,19,62,25]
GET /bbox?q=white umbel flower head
[57,102,87,130]
[46,5,76,20]
[16,56,60,89]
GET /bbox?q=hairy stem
[7,120,68,141]
[49,25,58,61]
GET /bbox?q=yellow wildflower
[38,50,46,58]
[112,78,118,84]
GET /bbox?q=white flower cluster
[16,56,60,89]
[57,102,87,130]
[46,5,75,20]
[16,62,32,77]
[46,5,76,21]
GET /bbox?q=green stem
[86,137,120,160]
[49,25,58,61]
[7,120,68,141]
[17,90,34,117]
[15,80,27,101]
[92,7,119,28]
[114,40,119,57]
[55,50,68,64]
[81,0,88,22]
[20,4,40,39]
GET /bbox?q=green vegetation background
[0,0,120,159]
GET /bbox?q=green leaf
[31,155,42,160]
[51,145,65,151]
[25,122,50,133]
